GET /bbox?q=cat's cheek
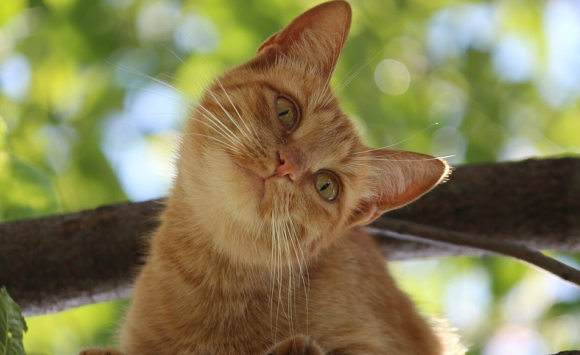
[234,163,266,200]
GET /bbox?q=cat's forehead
[218,65,330,104]
[217,65,360,139]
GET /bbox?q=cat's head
[174,1,450,266]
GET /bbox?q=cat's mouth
[233,147,304,209]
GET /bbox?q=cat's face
[175,1,449,266]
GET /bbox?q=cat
[80,1,453,354]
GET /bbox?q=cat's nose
[271,151,302,181]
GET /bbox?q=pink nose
[272,152,298,181]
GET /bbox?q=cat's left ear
[348,149,451,226]
[253,1,352,79]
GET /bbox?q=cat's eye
[314,171,339,201]
[275,96,299,130]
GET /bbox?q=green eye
[314,171,339,201]
[275,96,298,129]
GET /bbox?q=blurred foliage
[1,0,579,354]
[23,301,128,355]
[0,287,28,355]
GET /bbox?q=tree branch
[1,157,579,315]
[371,218,580,287]
[382,156,580,258]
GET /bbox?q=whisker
[357,150,406,157]
[275,216,284,338]
[196,105,244,146]
[352,123,441,154]
[107,60,188,98]
[207,90,252,143]
[135,104,191,120]
[158,72,186,83]
[322,47,384,108]
[352,154,454,162]
[280,216,294,337]
[158,43,245,148]
[286,203,309,335]
[137,113,183,116]
[270,210,277,341]
[124,85,192,110]
[183,133,242,154]
[218,81,258,140]
[198,102,243,143]
[278,218,291,322]
[163,36,254,144]
[321,38,394,109]
[333,51,376,97]
[193,110,244,149]
[159,43,218,100]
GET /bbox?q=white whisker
[215,80,257,141]
[333,52,376,96]
[207,90,252,144]
[352,123,441,154]
[125,85,192,109]
[196,105,244,146]
[275,216,284,338]
[280,217,294,337]
[269,210,277,341]
[162,39,254,145]
[287,203,309,335]
[158,72,186,83]
[157,43,247,151]
[193,111,243,150]
[183,133,242,154]
[107,60,188,98]
[352,154,454,162]
[322,47,384,108]
[137,113,183,116]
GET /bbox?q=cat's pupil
[319,182,331,192]
[278,109,290,117]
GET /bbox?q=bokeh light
[374,59,410,95]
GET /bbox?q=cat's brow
[214,79,279,94]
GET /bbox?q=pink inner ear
[382,174,445,209]
[348,149,450,227]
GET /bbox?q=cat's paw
[267,336,325,355]
[78,348,125,355]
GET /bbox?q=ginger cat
[81,1,454,354]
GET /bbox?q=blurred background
[1,0,580,354]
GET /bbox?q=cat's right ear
[347,149,451,227]
[250,1,352,80]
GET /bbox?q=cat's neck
[151,185,308,294]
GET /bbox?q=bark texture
[1,157,579,315]
[382,156,580,258]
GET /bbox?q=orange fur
[81,1,456,354]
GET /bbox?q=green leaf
[0,287,28,355]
